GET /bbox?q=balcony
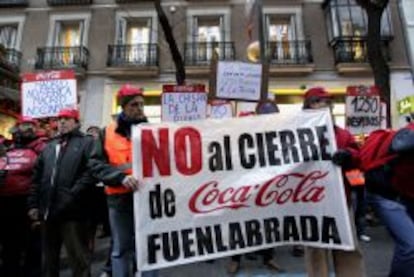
[267,40,315,76]
[35,46,89,76]
[106,43,159,77]
[184,41,235,75]
[331,37,391,74]
[0,48,21,73]
[0,0,28,7]
[47,0,91,5]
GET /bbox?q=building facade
[0,0,411,131]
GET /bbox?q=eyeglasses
[309,97,332,106]
[18,123,35,131]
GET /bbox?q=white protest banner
[216,61,262,101]
[207,100,233,119]
[133,109,354,271]
[21,70,77,118]
[345,86,381,135]
[161,85,207,122]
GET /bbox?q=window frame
[115,10,158,45]
[47,13,91,47]
[0,15,25,50]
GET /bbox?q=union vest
[104,123,133,195]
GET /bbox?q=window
[263,6,305,63]
[0,15,25,50]
[48,13,90,47]
[115,11,157,64]
[324,0,393,42]
[0,24,18,49]
[187,7,231,63]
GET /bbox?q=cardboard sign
[216,61,262,101]
[133,109,354,271]
[161,85,207,122]
[207,100,233,119]
[345,86,381,135]
[21,70,77,118]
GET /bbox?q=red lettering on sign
[188,171,327,214]
[174,127,202,176]
[142,128,171,178]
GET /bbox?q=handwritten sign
[345,86,381,135]
[216,61,262,101]
[21,70,77,118]
[161,85,207,122]
[207,100,233,119]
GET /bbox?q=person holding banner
[302,87,366,277]
[88,84,158,277]
[28,108,96,277]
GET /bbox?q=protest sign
[207,100,233,119]
[21,70,77,118]
[216,61,262,101]
[161,85,207,122]
[345,86,381,135]
[133,109,354,271]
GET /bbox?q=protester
[302,87,366,277]
[27,108,96,277]
[88,84,158,277]
[0,116,46,277]
[364,120,414,277]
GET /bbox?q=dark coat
[28,129,96,221]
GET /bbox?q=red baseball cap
[117,84,143,99]
[304,87,333,100]
[57,108,80,121]
[17,116,37,126]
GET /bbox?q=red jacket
[334,126,361,199]
[392,122,414,199]
[0,137,46,196]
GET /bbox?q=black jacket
[28,129,96,221]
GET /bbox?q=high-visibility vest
[345,169,365,187]
[104,123,133,195]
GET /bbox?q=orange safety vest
[104,123,133,195]
[345,169,365,187]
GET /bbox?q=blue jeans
[368,193,414,277]
[108,194,158,277]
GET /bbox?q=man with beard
[28,108,96,277]
[89,84,158,277]
[0,117,46,277]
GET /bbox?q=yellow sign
[397,96,414,115]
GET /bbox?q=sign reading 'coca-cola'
[133,109,354,271]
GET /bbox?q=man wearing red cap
[89,84,157,277]
[28,108,97,277]
[0,116,46,277]
[302,87,366,277]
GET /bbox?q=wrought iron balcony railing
[332,37,391,64]
[0,0,28,7]
[107,43,159,67]
[35,46,89,70]
[267,40,313,65]
[47,0,91,5]
[184,41,235,66]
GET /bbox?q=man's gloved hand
[332,149,353,168]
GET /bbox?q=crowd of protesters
[0,85,413,277]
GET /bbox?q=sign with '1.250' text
[133,109,354,271]
[161,85,207,122]
[21,70,77,118]
[346,86,381,135]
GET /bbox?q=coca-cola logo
[189,170,327,214]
